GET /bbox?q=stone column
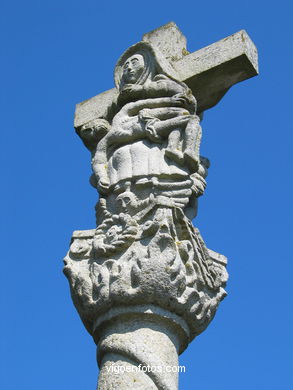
[63,22,258,389]
[96,309,184,390]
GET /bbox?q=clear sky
[1,1,292,389]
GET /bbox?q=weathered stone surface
[142,21,188,62]
[64,22,257,389]
[173,29,259,112]
[64,227,227,343]
[74,88,117,129]
[74,23,258,129]
[97,317,180,390]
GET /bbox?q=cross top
[74,21,258,130]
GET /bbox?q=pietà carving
[63,22,258,390]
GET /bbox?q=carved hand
[120,84,143,94]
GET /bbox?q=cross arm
[74,24,258,129]
[173,29,258,112]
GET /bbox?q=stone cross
[64,22,258,390]
[74,22,258,129]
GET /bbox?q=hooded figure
[92,41,202,193]
[114,42,195,110]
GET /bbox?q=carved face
[122,54,145,84]
[117,192,138,214]
[105,225,122,244]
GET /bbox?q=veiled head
[114,42,157,91]
[122,54,145,84]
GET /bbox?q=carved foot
[184,151,199,172]
[165,149,184,165]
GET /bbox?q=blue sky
[1,1,292,389]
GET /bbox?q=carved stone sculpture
[64,22,258,389]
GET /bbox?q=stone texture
[64,22,258,390]
[142,21,188,62]
[74,88,117,129]
[64,228,228,343]
[74,23,258,129]
[97,316,180,390]
[173,29,259,112]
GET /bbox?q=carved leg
[183,116,202,172]
[92,138,110,192]
[165,128,184,165]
